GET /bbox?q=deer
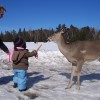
[48,31,100,90]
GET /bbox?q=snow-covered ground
[0,42,100,100]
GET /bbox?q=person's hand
[33,50,38,58]
[6,50,10,55]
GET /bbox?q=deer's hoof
[76,86,80,90]
[65,86,71,89]
[66,84,72,89]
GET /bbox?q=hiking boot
[13,83,17,88]
[19,88,27,92]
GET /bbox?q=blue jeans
[13,69,27,90]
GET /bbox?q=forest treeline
[1,24,100,42]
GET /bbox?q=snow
[0,42,100,100]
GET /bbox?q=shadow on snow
[59,72,100,84]
[0,71,50,88]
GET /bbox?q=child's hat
[13,37,26,48]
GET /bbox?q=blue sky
[0,0,100,32]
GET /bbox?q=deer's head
[48,31,64,43]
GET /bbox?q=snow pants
[13,69,27,90]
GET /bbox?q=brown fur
[48,31,100,90]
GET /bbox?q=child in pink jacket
[12,37,37,91]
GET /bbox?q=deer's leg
[76,61,83,90]
[67,63,76,89]
[76,68,81,90]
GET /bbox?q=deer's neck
[57,35,70,52]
